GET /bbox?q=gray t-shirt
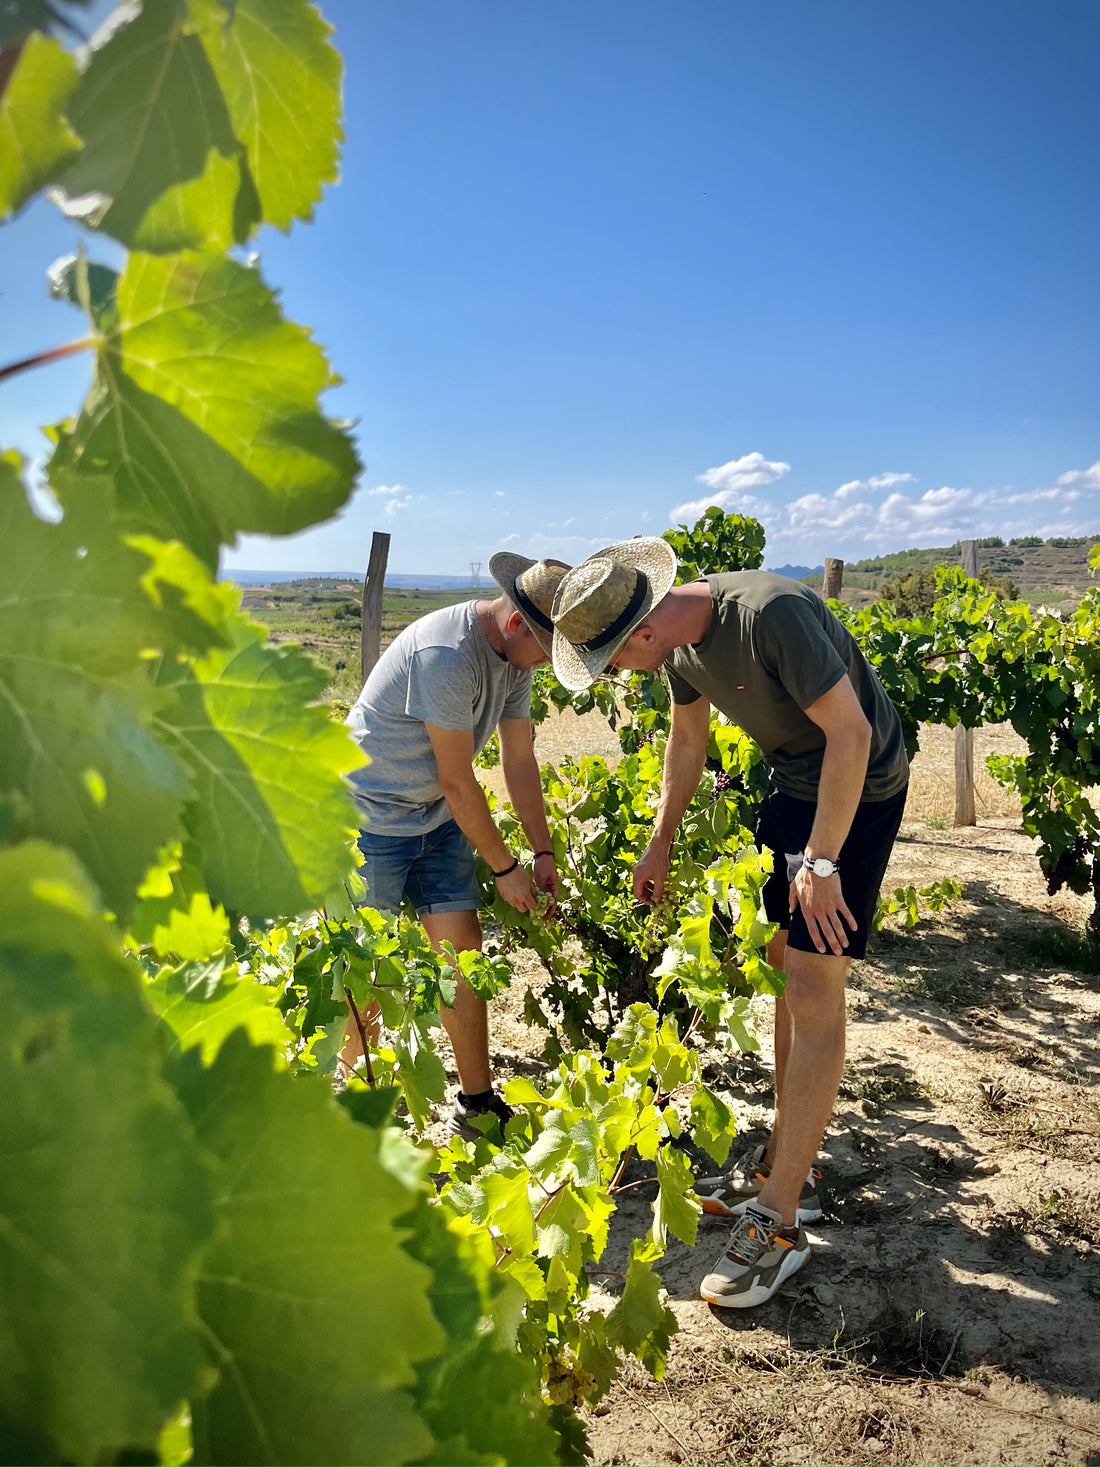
[665,573,908,802]
[346,600,532,835]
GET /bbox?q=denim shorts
[755,785,908,959]
[356,818,481,916]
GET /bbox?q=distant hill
[226,570,482,590]
[764,563,823,582]
[801,536,1098,609]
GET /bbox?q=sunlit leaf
[0,30,80,219]
[51,250,360,567]
[173,1033,442,1466]
[0,843,212,1463]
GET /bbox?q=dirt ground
[466,718,1100,1467]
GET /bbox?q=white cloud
[382,495,411,516]
[366,483,407,497]
[671,451,790,523]
[697,451,791,494]
[835,471,914,501]
[1055,462,1099,490]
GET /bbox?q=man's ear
[507,610,530,636]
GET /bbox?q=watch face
[811,857,835,877]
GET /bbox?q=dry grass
[904,723,1027,824]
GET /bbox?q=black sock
[458,1088,494,1107]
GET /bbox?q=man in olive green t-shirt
[550,538,909,1311]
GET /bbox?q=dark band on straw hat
[575,571,649,652]
[511,576,554,634]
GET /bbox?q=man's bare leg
[340,1000,382,1069]
[756,944,849,1226]
[341,909,490,1091]
[763,930,789,1167]
[421,908,493,1095]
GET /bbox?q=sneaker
[699,1202,811,1309]
[696,1143,823,1223]
[446,1089,515,1143]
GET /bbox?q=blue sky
[2,0,1097,576]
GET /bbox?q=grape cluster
[543,1354,596,1407]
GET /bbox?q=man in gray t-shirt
[343,554,570,1138]
[551,538,908,1310]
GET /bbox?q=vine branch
[0,338,96,384]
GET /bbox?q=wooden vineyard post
[360,531,391,688]
[954,538,979,826]
[822,557,844,600]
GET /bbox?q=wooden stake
[823,557,844,600]
[954,539,979,826]
[360,531,391,688]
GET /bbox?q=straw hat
[550,537,678,690]
[488,552,572,654]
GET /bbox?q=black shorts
[755,786,908,960]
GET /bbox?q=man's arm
[790,674,872,955]
[499,717,558,904]
[424,722,538,913]
[632,695,711,903]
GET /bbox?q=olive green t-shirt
[665,572,908,802]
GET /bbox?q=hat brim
[488,550,556,655]
[551,537,678,691]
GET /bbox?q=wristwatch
[803,854,839,878]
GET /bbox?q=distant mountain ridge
[764,563,824,581]
[226,570,483,590]
[229,566,827,589]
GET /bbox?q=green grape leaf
[51,0,258,251]
[50,250,360,568]
[153,609,363,916]
[146,889,230,960]
[688,1084,735,1166]
[143,955,291,1062]
[523,1109,573,1178]
[0,454,194,916]
[413,1330,559,1467]
[477,1164,536,1258]
[576,1313,620,1404]
[172,1033,442,1466]
[566,1114,600,1188]
[605,1001,657,1079]
[392,1012,447,1130]
[0,29,80,219]
[188,0,342,232]
[604,1239,677,1378]
[0,842,212,1464]
[651,1144,701,1247]
[399,1201,557,1467]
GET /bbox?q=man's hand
[633,840,671,904]
[790,868,857,955]
[496,862,539,914]
[532,851,559,916]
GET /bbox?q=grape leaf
[51,0,258,251]
[651,1144,701,1248]
[188,0,342,231]
[398,1200,557,1467]
[172,1033,442,1466]
[0,454,193,916]
[604,1239,677,1378]
[50,250,360,567]
[0,842,212,1464]
[0,30,80,220]
[144,955,291,1062]
[688,1083,735,1167]
[152,607,364,916]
